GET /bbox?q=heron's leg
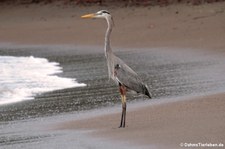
[122,95,127,128]
[119,85,127,128]
[119,95,124,128]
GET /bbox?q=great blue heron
[81,10,152,128]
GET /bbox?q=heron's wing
[114,55,138,77]
[113,55,151,98]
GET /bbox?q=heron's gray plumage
[102,10,151,98]
[113,56,152,98]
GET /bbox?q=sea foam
[0,56,86,105]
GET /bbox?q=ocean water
[0,56,86,105]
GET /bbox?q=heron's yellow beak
[81,13,95,19]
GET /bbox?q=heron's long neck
[104,18,113,56]
[104,17,114,79]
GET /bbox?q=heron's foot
[118,125,125,128]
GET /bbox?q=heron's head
[81,10,115,27]
[81,10,111,19]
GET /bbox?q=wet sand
[60,93,225,148]
[1,2,225,149]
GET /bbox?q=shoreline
[1,44,225,148]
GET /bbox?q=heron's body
[81,10,151,127]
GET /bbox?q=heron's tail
[143,84,152,98]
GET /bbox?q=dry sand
[1,2,225,148]
[0,3,225,50]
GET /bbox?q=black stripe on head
[101,10,110,14]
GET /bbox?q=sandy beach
[0,2,225,149]
[0,2,225,50]
[60,93,225,148]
